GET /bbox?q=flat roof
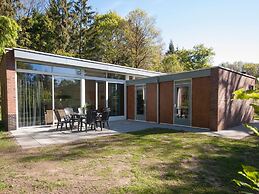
[10,48,163,77]
[127,66,256,85]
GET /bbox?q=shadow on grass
[17,128,259,193]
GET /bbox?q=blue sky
[89,0,259,66]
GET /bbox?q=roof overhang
[12,48,163,77]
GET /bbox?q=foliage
[233,88,259,193]
[153,53,183,73]
[233,165,259,193]
[69,0,95,57]
[176,44,214,71]
[221,61,259,77]
[17,12,56,53]
[86,11,127,64]
[124,8,163,69]
[0,16,21,54]
[0,0,22,18]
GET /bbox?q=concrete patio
[10,120,258,149]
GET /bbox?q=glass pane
[136,87,145,115]
[54,77,81,111]
[176,86,189,119]
[98,81,106,111]
[108,83,124,116]
[85,80,96,108]
[53,66,81,76]
[85,69,106,78]
[107,73,125,80]
[17,73,52,127]
[17,61,52,72]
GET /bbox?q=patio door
[136,85,146,120]
[174,80,191,126]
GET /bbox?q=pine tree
[70,0,94,58]
[47,0,73,55]
[166,40,175,55]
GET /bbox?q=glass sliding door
[136,85,146,120]
[97,81,106,111]
[174,81,191,126]
[108,83,124,116]
[85,80,96,108]
[17,73,52,127]
[54,77,81,111]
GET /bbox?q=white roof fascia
[13,48,162,77]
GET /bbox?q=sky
[88,0,259,66]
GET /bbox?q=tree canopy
[0,16,21,54]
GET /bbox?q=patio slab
[10,120,257,149]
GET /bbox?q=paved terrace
[10,120,258,149]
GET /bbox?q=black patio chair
[97,108,111,131]
[80,110,97,132]
[53,109,72,130]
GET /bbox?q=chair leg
[85,123,87,132]
[61,123,63,130]
[100,122,102,131]
[56,122,59,130]
[106,121,110,128]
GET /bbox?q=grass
[0,129,258,193]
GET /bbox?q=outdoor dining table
[70,112,102,131]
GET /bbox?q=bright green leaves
[233,165,259,193]
[0,16,21,54]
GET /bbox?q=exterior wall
[159,81,173,124]
[192,77,211,128]
[0,50,16,130]
[216,68,255,130]
[127,85,135,119]
[146,83,157,122]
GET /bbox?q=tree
[166,40,176,55]
[0,16,21,54]
[153,54,183,73]
[69,0,94,57]
[85,11,128,64]
[47,0,73,55]
[233,88,259,193]
[0,0,22,18]
[17,11,56,53]
[124,9,162,69]
[176,44,214,71]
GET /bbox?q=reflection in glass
[85,69,106,78]
[176,86,189,119]
[17,73,52,127]
[17,61,52,72]
[108,83,124,116]
[98,81,106,111]
[136,86,145,115]
[54,77,81,111]
[53,66,81,76]
[85,80,96,108]
[107,73,125,80]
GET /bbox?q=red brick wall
[127,85,135,120]
[0,50,16,130]
[216,68,255,130]
[159,81,173,124]
[192,77,211,128]
[146,83,157,122]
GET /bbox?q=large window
[85,80,96,107]
[97,81,106,111]
[54,77,81,111]
[17,73,52,127]
[108,83,124,116]
[17,61,52,72]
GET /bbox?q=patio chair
[53,109,72,130]
[64,107,79,130]
[78,107,85,115]
[96,108,111,130]
[80,110,97,132]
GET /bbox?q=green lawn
[0,129,258,193]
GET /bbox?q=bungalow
[0,48,256,131]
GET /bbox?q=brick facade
[146,83,158,122]
[127,85,135,120]
[159,81,173,124]
[0,50,17,130]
